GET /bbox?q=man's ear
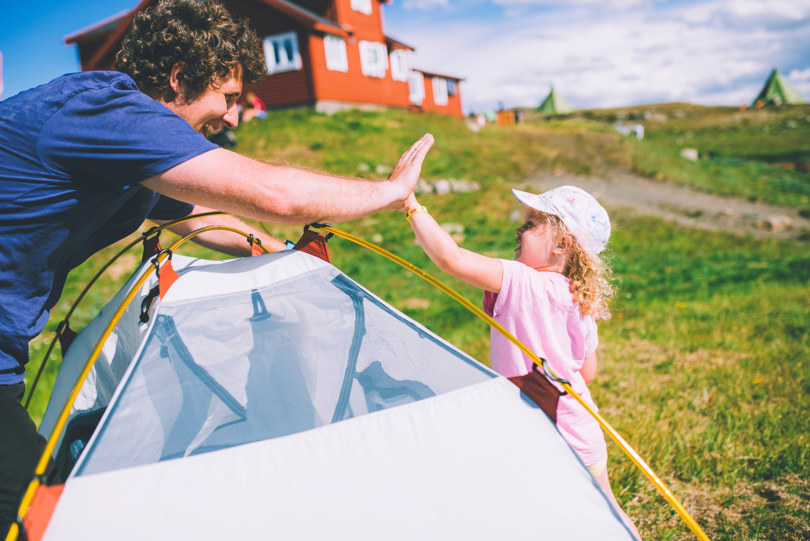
[168,63,188,101]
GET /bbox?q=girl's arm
[406,198,503,293]
[581,351,598,384]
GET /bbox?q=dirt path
[522,171,810,241]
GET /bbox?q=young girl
[404,185,640,538]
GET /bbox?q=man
[0,0,433,534]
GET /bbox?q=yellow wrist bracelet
[406,205,428,220]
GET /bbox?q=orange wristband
[406,205,427,220]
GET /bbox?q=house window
[432,77,448,106]
[389,50,412,82]
[409,72,424,106]
[351,0,372,14]
[447,79,458,96]
[324,35,348,72]
[359,41,388,78]
[263,32,302,74]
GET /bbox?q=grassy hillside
[579,103,810,208]
[27,104,810,540]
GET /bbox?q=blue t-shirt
[0,71,218,384]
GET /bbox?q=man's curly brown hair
[115,0,265,102]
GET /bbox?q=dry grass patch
[631,473,810,541]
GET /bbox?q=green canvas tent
[538,87,574,115]
[752,68,806,106]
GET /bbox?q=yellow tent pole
[9,221,707,540]
[23,212,229,409]
[311,224,710,541]
[5,255,162,541]
[7,225,261,541]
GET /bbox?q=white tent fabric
[38,250,635,540]
[38,255,226,457]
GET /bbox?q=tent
[22,245,637,540]
[538,87,575,115]
[752,68,806,106]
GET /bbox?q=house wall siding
[76,38,112,70]
[228,2,315,108]
[309,34,411,108]
[333,0,385,40]
[67,0,464,117]
[419,75,464,118]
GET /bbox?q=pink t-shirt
[483,259,607,465]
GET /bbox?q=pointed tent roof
[752,68,806,106]
[538,87,574,115]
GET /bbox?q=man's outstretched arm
[141,134,434,224]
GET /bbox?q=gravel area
[520,171,810,241]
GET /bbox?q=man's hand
[385,134,434,210]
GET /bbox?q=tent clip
[247,234,261,248]
[55,320,69,335]
[247,234,263,256]
[150,248,174,281]
[140,286,160,324]
[539,357,570,395]
[305,222,334,241]
[140,228,163,263]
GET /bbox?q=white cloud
[400,0,450,10]
[492,0,651,8]
[718,0,810,22]
[788,68,810,100]
[789,67,810,81]
[386,0,810,111]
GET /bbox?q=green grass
[580,103,810,208]
[25,105,810,540]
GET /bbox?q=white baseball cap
[512,185,611,254]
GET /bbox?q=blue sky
[2,0,809,112]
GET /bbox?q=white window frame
[409,71,425,106]
[389,50,412,82]
[432,77,448,106]
[324,35,348,72]
[263,31,302,75]
[351,0,372,14]
[359,41,388,78]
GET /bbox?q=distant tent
[480,109,497,122]
[752,68,806,107]
[538,87,574,115]
[24,250,636,540]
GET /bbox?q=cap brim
[512,189,558,217]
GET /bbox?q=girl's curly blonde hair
[527,209,616,320]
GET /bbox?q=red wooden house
[64,0,464,117]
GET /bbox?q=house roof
[413,68,464,82]
[64,10,131,44]
[63,0,354,70]
[385,35,415,52]
[256,0,352,37]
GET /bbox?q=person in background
[0,0,433,535]
[241,91,267,122]
[401,185,640,539]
